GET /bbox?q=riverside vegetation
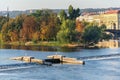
[0,5,111,47]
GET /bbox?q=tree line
[0,5,111,46]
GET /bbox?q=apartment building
[77,10,120,30]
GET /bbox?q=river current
[0,46,120,80]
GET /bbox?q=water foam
[0,63,39,71]
[78,53,120,61]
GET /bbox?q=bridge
[105,29,120,39]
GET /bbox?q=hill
[0,7,120,18]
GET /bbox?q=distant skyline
[0,0,120,11]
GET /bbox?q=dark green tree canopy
[68,5,80,20]
[82,24,102,45]
[68,5,74,19]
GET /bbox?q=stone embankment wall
[96,40,120,48]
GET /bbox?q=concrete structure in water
[10,55,85,65]
[47,55,85,64]
[77,10,120,30]
[10,56,43,64]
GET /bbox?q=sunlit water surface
[0,47,120,80]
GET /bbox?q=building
[77,10,120,30]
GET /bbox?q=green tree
[59,10,67,21]
[100,24,112,40]
[68,5,80,20]
[40,12,60,41]
[82,24,102,46]
[31,10,43,18]
[68,5,74,20]
[14,15,25,32]
[75,8,80,17]
[57,20,77,43]
[100,24,106,32]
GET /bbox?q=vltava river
[0,45,120,80]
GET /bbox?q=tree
[31,10,60,41]
[100,24,112,40]
[32,31,40,42]
[59,10,67,21]
[0,16,7,31]
[100,24,106,32]
[68,5,74,20]
[82,24,102,46]
[57,20,77,43]
[14,15,25,32]
[1,14,27,42]
[75,8,80,17]
[31,10,43,18]
[2,19,16,42]
[76,20,85,33]
[68,5,80,20]
[21,15,37,41]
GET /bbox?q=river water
[0,44,120,80]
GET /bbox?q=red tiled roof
[105,10,120,14]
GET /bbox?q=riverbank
[3,40,119,49]
[3,41,83,48]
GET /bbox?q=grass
[3,41,82,48]
[28,41,68,47]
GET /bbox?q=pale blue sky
[0,0,120,11]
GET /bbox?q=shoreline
[2,40,119,49]
[3,41,84,48]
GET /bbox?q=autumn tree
[76,20,85,33]
[0,16,7,31]
[2,19,17,42]
[31,10,60,41]
[21,15,37,41]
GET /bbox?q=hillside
[0,7,120,18]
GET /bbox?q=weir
[1,53,119,71]
[0,63,40,71]
[10,55,85,65]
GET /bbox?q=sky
[0,0,120,11]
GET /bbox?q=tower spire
[7,7,9,22]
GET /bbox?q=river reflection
[0,45,58,51]
[0,45,81,52]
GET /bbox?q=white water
[78,53,120,61]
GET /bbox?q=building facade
[77,10,120,30]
